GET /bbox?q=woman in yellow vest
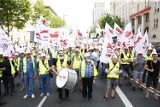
[51,51,70,102]
[80,53,98,102]
[103,54,122,100]
[38,53,51,97]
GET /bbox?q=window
[146,13,149,22]
[153,18,158,28]
[145,0,150,7]
[155,1,160,13]
[138,16,141,24]
[137,3,141,11]
[131,7,134,14]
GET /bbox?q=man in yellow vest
[102,54,122,100]
[80,53,98,102]
[22,50,37,99]
[51,51,70,102]
[142,47,153,83]
[119,47,132,86]
[71,48,84,92]
[38,53,51,97]
[0,53,15,96]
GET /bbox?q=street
[1,74,160,107]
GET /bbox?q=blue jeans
[24,73,35,95]
[100,63,107,78]
[39,74,50,93]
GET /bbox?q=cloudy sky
[44,0,110,32]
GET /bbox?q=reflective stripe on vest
[107,61,120,78]
[23,57,35,73]
[121,52,130,64]
[39,59,49,75]
[80,60,98,78]
[9,60,16,75]
[56,58,67,72]
[73,55,82,69]
[145,54,152,61]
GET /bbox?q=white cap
[137,51,142,55]
[152,51,157,55]
[85,53,90,57]
[26,50,30,54]
[116,46,121,49]
[111,54,117,59]
[148,47,153,50]
[58,51,64,55]
[41,53,45,57]
[75,48,80,52]
[20,50,25,53]
[14,53,19,56]
[124,47,128,49]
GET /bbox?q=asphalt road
[1,73,160,107]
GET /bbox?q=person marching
[119,47,132,86]
[103,54,122,100]
[1,53,15,96]
[142,47,153,83]
[132,51,145,91]
[38,53,51,97]
[71,48,84,91]
[18,50,25,92]
[80,53,98,102]
[51,51,70,102]
[145,51,160,100]
[22,50,37,99]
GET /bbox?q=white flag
[96,22,101,34]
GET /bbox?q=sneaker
[145,94,149,99]
[40,93,44,97]
[31,94,35,98]
[154,95,159,100]
[132,87,135,91]
[102,96,108,101]
[23,95,28,99]
[47,93,50,96]
[111,96,116,100]
[138,87,143,91]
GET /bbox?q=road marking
[116,86,133,107]
[37,96,47,107]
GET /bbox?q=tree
[0,0,32,37]
[98,14,122,29]
[32,0,65,28]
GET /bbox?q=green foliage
[0,0,32,36]
[32,0,65,28]
[98,14,122,29]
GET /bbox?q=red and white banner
[132,26,142,47]
[96,22,101,34]
[114,23,123,37]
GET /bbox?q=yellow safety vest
[121,52,130,64]
[9,60,16,75]
[129,52,135,62]
[72,55,83,70]
[52,51,58,58]
[56,58,67,72]
[80,60,98,78]
[38,59,49,75]
[107,61,120,79]
[145,54,152,61]
[0,58,3,77]
[23,57,35,73]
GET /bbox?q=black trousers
[3,76,14,94]
[82,77,93,99]
[58,88,69,99]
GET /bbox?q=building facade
[110,0,160,43]
[93,2,105,24]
